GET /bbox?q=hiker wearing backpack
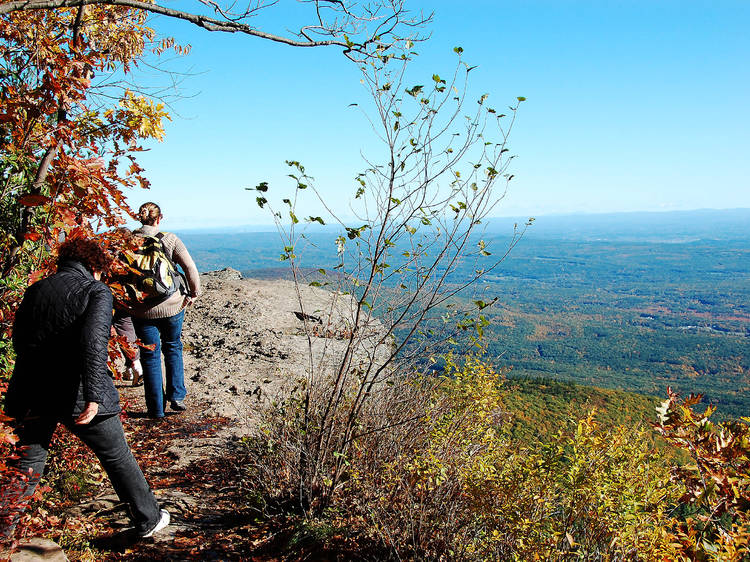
[129,202,201,419]
[4,236,170,539]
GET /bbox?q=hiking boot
[170,400,186,412]
[139,509,170,538]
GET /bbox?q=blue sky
[127,0,750,230]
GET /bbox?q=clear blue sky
[127,0,750,230]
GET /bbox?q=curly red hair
[57,237,111,274]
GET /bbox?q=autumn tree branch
[0,0,431,59]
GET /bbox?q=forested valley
[182,209,750,422]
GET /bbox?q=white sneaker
[131,359,144,386]
[139,509,170,538]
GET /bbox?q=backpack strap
[153,231,171,257]
[155,231,187,295]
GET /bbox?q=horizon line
[168,207,750,234]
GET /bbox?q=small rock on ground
[9,538,67,562]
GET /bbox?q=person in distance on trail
[129,202,201,419]
[108,228,144,386]
[113,311,143,386]
[3,236,170,538]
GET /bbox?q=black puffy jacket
[5,260,120,419]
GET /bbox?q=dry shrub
[350,357,680,560]
[247,355,682,560]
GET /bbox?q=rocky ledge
[145,267,377,467]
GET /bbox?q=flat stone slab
[9,538,67,561]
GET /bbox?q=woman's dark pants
[9,413,160,535]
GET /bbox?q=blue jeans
[7,414,160,535]
[133,310,186,418]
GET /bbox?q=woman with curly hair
[4,236,170,538]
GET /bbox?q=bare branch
[0,0,432,60]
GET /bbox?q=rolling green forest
[470,236,750,420]
[180,210,750,421]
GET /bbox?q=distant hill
[502,377,661,442]
[501,378,691,464]
[177,208,750,270]
[484,208,750,243]
[176,208,750,244]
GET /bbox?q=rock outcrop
[124,268,384,494]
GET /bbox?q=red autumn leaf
[0,424,19,446]
[23,231,42,241]
[18,194,51,207]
